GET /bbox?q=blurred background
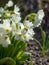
[0,0,40,17]
[0,0,49,41]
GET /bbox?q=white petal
[2,37,11,47]
[14,5,20,14]
[38,10,44,20]
[7,0,13,7]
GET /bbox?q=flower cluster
[0,0,44,47]
[34,10,45,27]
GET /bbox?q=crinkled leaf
[0,57,16,65]
[20,52,31,61]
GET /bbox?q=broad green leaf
[20,52,31,61]
[0,57,16,65]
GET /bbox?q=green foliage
[40,27,49,56]
[25,13,37,23]
[34,27,49,57]
[0,39,31,65]
[40,27,46,56]
[45,36,49,50]
[29,61,34,65]
[0,57,16,65]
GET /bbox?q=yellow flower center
[18,33,22,37]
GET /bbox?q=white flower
[27,29,35,36]
[3,20,12,33]
[6,0,13,7]
[23,28,35,41]
[14,21,34,42]
[3,19,10,23]
[0,25,6,34]
[0,7,4,13]
[0,19,12,33]
[38,10,44,20]
[0,22,11,47]
[18,22,24,29]
[11,14,21,23]
[0,7,5,17]
[0,34,11,47]
[34,17,41,27]
[0,0,36,47]
[33,10,44,27]
[23,32,33,41]
[14,23,25,41]
[24,20,33,28]
[15,29,24,41]
[14,5,20,15]
[11,21,17,31]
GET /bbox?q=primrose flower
[27,29,35,36]
[0,7,5,17]
[34,10,44,27]
[15,29,24,41]
[0,25,6,35]
[23,32,33,41]
[23,28,35,41]
[6,0,13,7]
[0,0,36,47]
[3,20,12,33]
[11,14,21,23]
[24,20,33,29]
[18,22,24,29]
[11,21,17,31]
[0,34,11,47]
[0,7,4,13]
[14,5,20,15]
[0,23,11,47]
[38,10,44,20]
[14,23,35,42]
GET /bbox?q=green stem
[34,38,42,49]
[42,46,45,57]
[34,38,45,57]
[39,26,46,56]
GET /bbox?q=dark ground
[24,41,49,65]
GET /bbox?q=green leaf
[0,57,16,65]
[0,45,3,59]
[18,52,31,65]
[45,35,49,50]
[20,52,31,61]
[0,40,30,65]
[40,27,46,56]
[29,61,34,65]
[25,13,37,23]
[40,27,46,44]
[14,41,27,60]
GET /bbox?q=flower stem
[34,38,42,49]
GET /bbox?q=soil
[24,41,49,65]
